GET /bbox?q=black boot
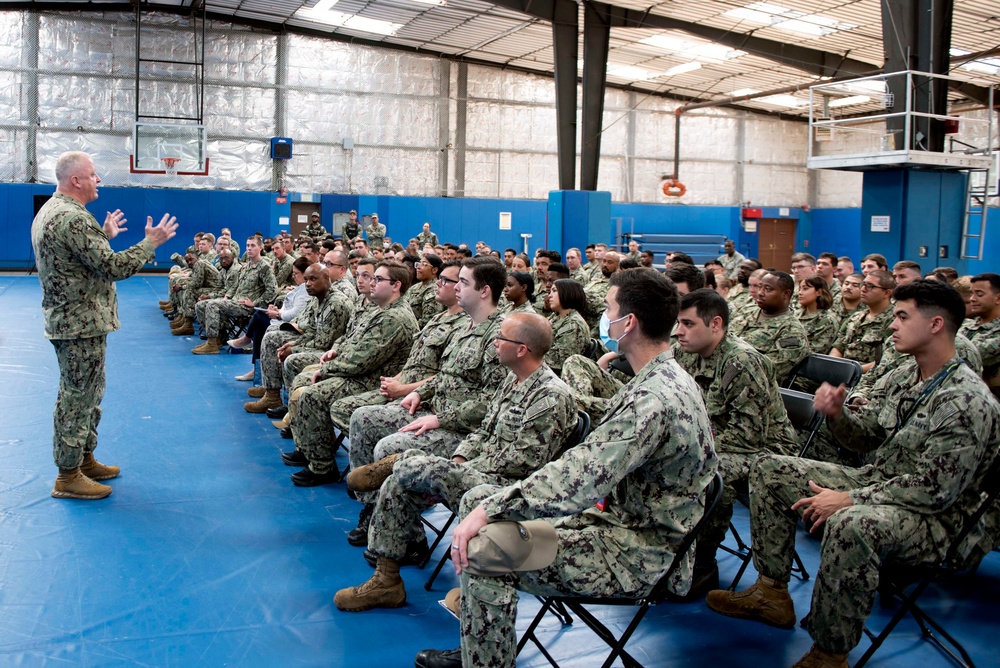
[347,503,375,546]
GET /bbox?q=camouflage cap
[464,520,558,576]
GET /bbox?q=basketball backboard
[130,122,209,175]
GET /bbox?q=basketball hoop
[161,157,181,177]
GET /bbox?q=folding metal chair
[784,353,863,393]
[516,472,724,668]
[424,411,592,591]
[855,454,1000,668]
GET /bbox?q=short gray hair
[55,151,90,183]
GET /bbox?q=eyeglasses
[437,276,459,285]
[495,335,530,351]
[415,261,429,267]
[860,283,884,292]
[371,275,397,285]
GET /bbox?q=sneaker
[333,557,406,611]
[80,453,120,481]
[705,576,796,629]
[52,468,112,500]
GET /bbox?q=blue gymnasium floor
[1,272,998,667]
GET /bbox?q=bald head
[505,311,553,358]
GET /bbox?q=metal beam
[581,2,610,191]
[551,0,578,190]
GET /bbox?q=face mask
[599,312,629,354]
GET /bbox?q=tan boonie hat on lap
[465,520,558,576]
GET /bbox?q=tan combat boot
[52,468,112,500]
[333,556,406,611]
[169,315,188,329]
[79,452,120,480]
[346,453,402,492]
[705,575,796,629]
[192,337,221,354]
[172,318,194,336]
[247,386,266,399]
[791,645,849,668]
[244,389,282,413]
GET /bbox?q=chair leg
[791,549,810,581]
[420,511,457,569]
[424,551,452,591]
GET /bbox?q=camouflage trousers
[368,449,505,560]
[457,484,649,668]
[329,388,387,434]
[348,403,465,505]
[50,336,106,469]
[750,455,950,653]
[200,298,252,338]
[560,354,623,423]
[283,352,323,394]
[259,329,300,389]
[292,375,377,475]
[699,451,759,565]
[179,288,213,318]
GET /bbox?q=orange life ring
[662,179,687,197]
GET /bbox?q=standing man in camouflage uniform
[728,270,810,383]
[244,263,353,414]
[707,280,1000,668]
[303,211,327,238]
[346,257,507,544]
[364,212,387,251]
[674,288,798,591]
[961,272,1000,397]
[415,268,718,668]
[193,236,277,355]
[342,210,361,243]
[334,312,577,611]
[717,239,746,280]
[31,150,178,500]
[416,221,439,248]
[289,261,419,486]
[830,269,895,371]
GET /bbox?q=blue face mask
[599,312,629,354]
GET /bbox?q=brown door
[290,203,321,238]
[757,218,796,272]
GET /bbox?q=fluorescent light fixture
[756,94,807,108]
[607,65,660,81]
[640,34,745,62]
[950,48,1000,74]
[295,1,403,35]
[730,88,761,97]
[410,0,446,5]
[828,95,871,108]
[725,3,855,38]
[664,62,702,77]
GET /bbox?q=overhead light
[295,1,403,35]
[730,88,760,97]
[410,0,446,5]
[606,65,660,81]
[756,94,807,108]
[828,95,871,108]
[640,34,745,63]
[664,62,702,77]
[725,3,855,38]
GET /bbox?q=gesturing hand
[145,213,179,248]
[103,209,127,239]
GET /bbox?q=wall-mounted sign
[871,215,890,232]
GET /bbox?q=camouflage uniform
[367,365,576,560]
[304,221,327,238]
[797,308,841,356]
[726,283,747,307]
[831,300,862,324]
[331,275,358,301]
[329,309,468,432]
[729,308,810,383]
[959,316,1000,393]
[532,287,550,316]
[545,310,590,375]
[718,250,746,279]
[674,336,798,565]
[270,252,295,290]
[416,230,438,247]
[201,258,277,338]
[348,309,506,505]
[194,261,241,325]
[342,221,361,242]
[30,193,156,469]
[260,291,353,391]
[457,350,718,667]
[364,222,387,250]
[569,267,588,284]
[748,356,1000,654]
[583,275,610,334]
[831,306,894,365]
[559,354,626,422]
[405,280,443,329]
[292,299,419,475]
[177,258,221,318]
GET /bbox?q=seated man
[288,261,418,486]
[406,253,444,328]
[583,250,619,334]
[244,262,353,413]
[193,236,276,355]
[706,279,1000,668]
[333,312,577,610]
[961,272,1000,397]
[415,268,718,667]
[829,269,896,372]
[673,288,798,589]
[168,250,220,336]
[728,270,810,383]
[346,257,507,543]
